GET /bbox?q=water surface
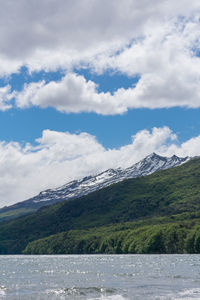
[0,255,200,299]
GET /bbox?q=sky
[1,0,200,207]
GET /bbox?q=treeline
[23,221,200,254]
[1,157,200,254]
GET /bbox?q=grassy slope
[1,157,200,254]
[0,208,37,222]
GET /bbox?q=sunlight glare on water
[0,255,200,299]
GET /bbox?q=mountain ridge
[0,156,200,254]
[0,152,189,222]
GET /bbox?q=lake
[0,255,200,299]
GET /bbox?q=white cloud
[89,15,200,110]
[0,85,13,111]
[14,73,125,114]
[0,126,200,208]
[14,56,200,114]
[0,1,200,111]
[0,0,199,75]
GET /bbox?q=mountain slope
[0,156,199,254]
[24,221,198,255]
[0,153,189,222]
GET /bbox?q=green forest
[1,157,200,254]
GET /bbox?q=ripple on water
[177,288,200,298]
[0,286,6,296]
[159,288,200,300]
[48,286,127,299]
[88,296,128,300]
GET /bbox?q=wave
[0,286,6,296]
[175,288,200,299]
[88,295,127,300]
[48,286,127,299]
[160,287,200,300]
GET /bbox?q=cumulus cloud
[0,1,200,111]
[14,73,125,114]
[0,85,13,111]
[0,0,199,74]
[89,15,200,110]
[14,61,200,114]
[1,127,200,208]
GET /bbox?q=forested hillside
[1,157,200,254]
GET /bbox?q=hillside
[0,157,200,254]
[0,153,188,222]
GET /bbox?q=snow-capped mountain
[0,153,190,220]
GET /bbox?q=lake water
[0,255,200,299]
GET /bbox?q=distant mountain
[0,153,189,222]
[0,155,200,255]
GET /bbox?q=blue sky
[0,68,138,147]
[1,68,200,148]
[1,0,200,206]
[2,99,200,149]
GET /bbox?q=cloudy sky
[1,0,200,207]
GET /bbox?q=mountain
[0,153,189,222]
[0,156,200,254]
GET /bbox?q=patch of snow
[5,153,190,211]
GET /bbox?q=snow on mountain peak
[4,153,190,213]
